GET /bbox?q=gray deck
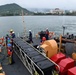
[32,37,41,46]
[2,52,31,75]
[0,47,31,75]
[0,37,41,75]
[1,37,50,75]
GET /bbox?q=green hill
[0,3,33,16]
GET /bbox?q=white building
[50,8,65,15]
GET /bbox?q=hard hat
[29,30,31,32]
[7,43,12,47]
[42,37,46,41]
[10,29,13,32]
[12,31,15,33]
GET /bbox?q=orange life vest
[7,48,13,56]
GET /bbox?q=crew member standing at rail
[29,30,33,43]
[7,40,14,64]
[9,29,13,38]
[45,28,49,40]
[41,37,46,44]
[9,29,16,49]
[12,32,16,38]
[9,29,15,38]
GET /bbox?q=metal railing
[13,42,44,75]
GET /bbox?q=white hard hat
[29,30,31,32]
[12,31,15,33]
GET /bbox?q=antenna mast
[22,10,26,39]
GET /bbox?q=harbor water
[0,16,76,37]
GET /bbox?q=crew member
[45,28,49,40]
[11,31,16,38]
[41,37,46,44]
[7,42,14,64]
[29,30,33,43]
[6,34,9,45]
[9,29,13,38]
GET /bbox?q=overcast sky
[0,0,76,10]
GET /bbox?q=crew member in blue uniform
[29,30,33,43]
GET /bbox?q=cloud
[0,0,76,9]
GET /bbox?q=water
[0,16,76,37]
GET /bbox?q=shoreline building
[50,8,65,15]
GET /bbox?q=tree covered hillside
[0,3,33,16]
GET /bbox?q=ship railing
[13,42,44,75]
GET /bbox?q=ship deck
[1,49,31,75]
[0,37,41,75]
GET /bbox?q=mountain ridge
[0,3,33,16]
